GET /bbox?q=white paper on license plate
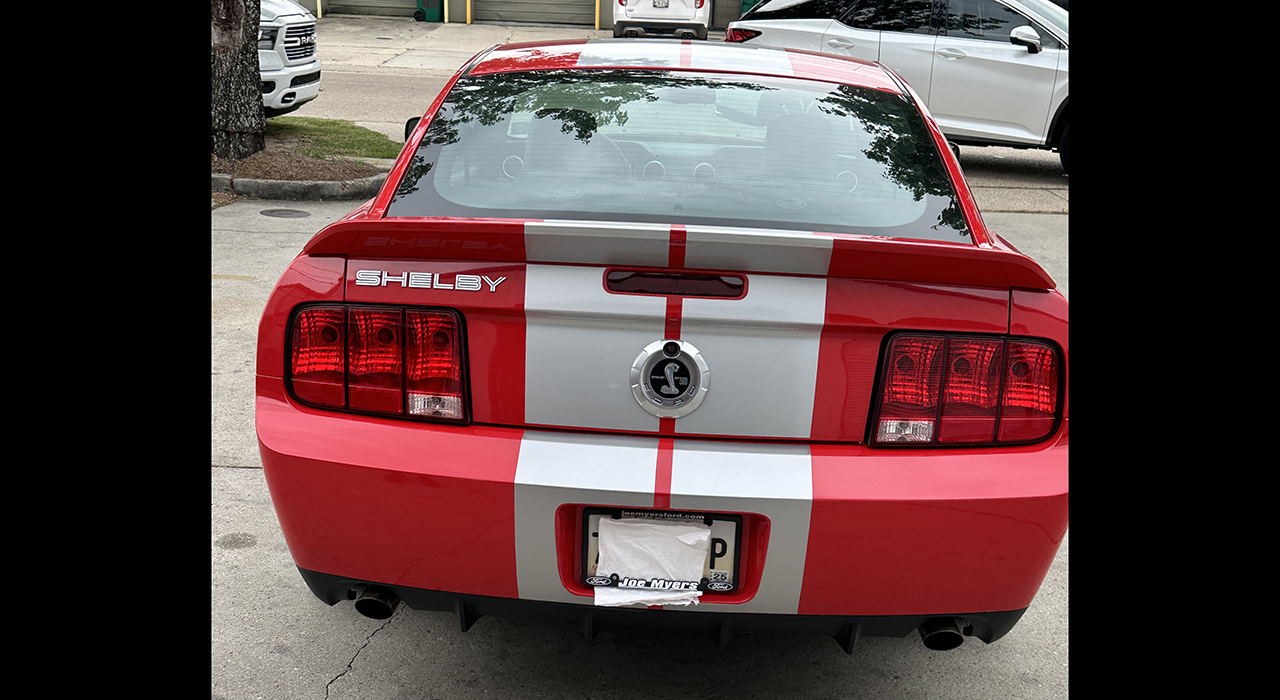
[593,518,708,606]
[585,511,739,589]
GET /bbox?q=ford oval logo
[707,582,733,591]
[586,576,612,586]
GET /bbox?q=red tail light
[347,308,403,414]
[290,306,345,408]
[694,0,705,7]
[999,340,1059,441]
[872,333,1061,446]
[724,28,760,42]
[618,0,625,5]
[288,305,468,423]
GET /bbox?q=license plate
[653,0,669,6]
[582,507,742,593]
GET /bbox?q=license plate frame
[581,506,743,593]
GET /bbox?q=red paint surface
[654,438,674,510]
[799,430,1068,614]
[257,377,523,598]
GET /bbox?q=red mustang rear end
[256,39,1067,653]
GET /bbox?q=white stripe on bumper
[514,431,658,604]
[669,441,813,613]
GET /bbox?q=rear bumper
[300,566,1028,647]
[258,374,1067,625]
[613,21,708,39]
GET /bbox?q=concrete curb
[212,158,396,201]
[218,172,388,200]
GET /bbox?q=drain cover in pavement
[260,209,311,218]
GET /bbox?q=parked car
[726,0,1069,171]
[257,39,1068,653]
[614,0,712,39]
[258,0,321,117]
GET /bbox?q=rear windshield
[387,69,970,243]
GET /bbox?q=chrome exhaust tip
[353,585,401,620]
[918,617,966,651]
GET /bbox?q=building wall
[301,0,744,29]
[323,1,417,17]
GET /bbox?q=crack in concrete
[324,607,401,699]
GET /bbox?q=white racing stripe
[525,220,670,267]
[668,440,813,613]
[684,225,833,275]
[676,273,827,439]
[525,264,666,433]
[690,42,795,76]
[514,431,658,604]
[577,40,683,68]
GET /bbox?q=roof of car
[467,39,905,94]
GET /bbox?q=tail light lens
[287,304,468,423]
[872,333,1061,446]
[290,306,346,408]
[694,0,705,7]
[405,310,465,420]
[347,308,403,414]
[999,341,1059,441]
[724,28,760,42]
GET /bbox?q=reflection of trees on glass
[945,0,1023,39]
[847,0,937,34]
[424,70,771,147]
[394,153,433,198]
[401,70,770,194]
[815,86,969,236]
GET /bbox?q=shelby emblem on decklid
[630,340,710,418]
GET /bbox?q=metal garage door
[472,0,596,25]
[324,1,417,17]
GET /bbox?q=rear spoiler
[303,217,1056,291]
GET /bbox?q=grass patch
[266,116,402,159]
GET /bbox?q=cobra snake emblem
[660,362,680,395]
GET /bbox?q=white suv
[726,0,1068,171]
[614,0,712,39]
[259,0,322,117]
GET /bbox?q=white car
[259,0,322,117]
[726,0,1069,171]
[614,0,712,39]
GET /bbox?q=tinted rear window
[387,69,971,243]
